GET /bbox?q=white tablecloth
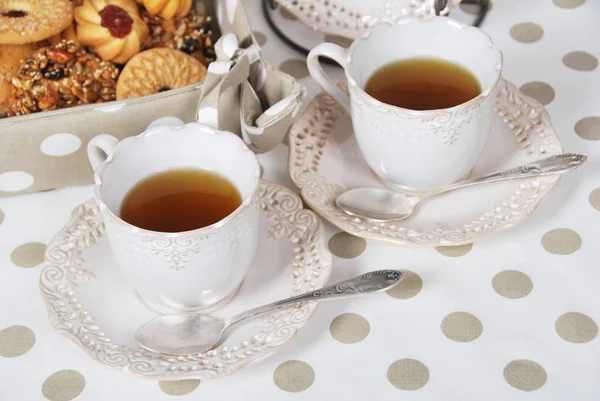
[2,0,600,399]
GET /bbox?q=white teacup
[307,17,503,190]
[87,123,260,314]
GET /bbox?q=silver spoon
[336,153,587,222]
[135,270,403,355]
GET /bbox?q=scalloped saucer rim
[272,0,463,40]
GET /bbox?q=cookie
[142,10,215,65]
[138,0,191,19]
[75,0,149,64]
[0,41,47,116]
[116,48,206,100]
[8,40,119,116]
[0,0,73,44]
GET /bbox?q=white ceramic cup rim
[343,16,503,115]
[92,123,261,237]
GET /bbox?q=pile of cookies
[0,0,215,117]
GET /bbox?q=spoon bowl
[336,188,420,222]
[136,314,226,355]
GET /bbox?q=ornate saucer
[288,79,564,246]
[272,0,463,41]
[39,181,333,380]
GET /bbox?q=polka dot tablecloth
[1,0,600,399]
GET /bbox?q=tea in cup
[87,123,261,314]
[307,17,503,190]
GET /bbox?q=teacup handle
[87,134,119,171]
[307,43,351,112]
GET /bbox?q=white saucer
[288,79,564,246]
[273,0,462,40]
[39,181,333,380]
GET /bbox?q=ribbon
[196,33,306,153]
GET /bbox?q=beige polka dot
[541,228,582,255]
[325,34,353,48]
[0,325,35,357]
[328,232,367,259]
[0,208,4,225]
[510,22,544,43]
[387,359,429,390]
[42,370,85,401]
[11,242,47,267]
[253,31,267,47]
[159,380,201,396]
[575,116,600,140]
[519,82,555,105]
[330,313,370,344]
[504,360,547,391]
[492,270,533,299]
[553,0,585,8]
[274,360,315,392]
[441,312,483,342]
[436,243,472,257]
[280,8,297,20]
[589,188,600,211]
[460,1,493,15]
[386,270,422,299]
[278,59,309,80]
[556,312,598,343]
[563,51,598,71]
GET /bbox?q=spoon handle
[425,153,587,198]
[226,270,403,326]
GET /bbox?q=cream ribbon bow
[196,33,306,153]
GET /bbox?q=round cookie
[8,40,119,116]
[0,41,47,116]
[0,0,73,44]
[116,48,207,100]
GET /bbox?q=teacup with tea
[307,17,503,190]
[87,123,260,314]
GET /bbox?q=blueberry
[203,47,216,60]
[197,23,212,35]
[181,36,199,54]
[43,67,65,80]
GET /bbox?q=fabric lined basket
[0,0,305,196]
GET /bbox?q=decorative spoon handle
[226,270,403,326]
[425,153,587,198]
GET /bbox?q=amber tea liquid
[364,57,482,110]
[120,168,242,232]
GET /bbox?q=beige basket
[0,0,304,196]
